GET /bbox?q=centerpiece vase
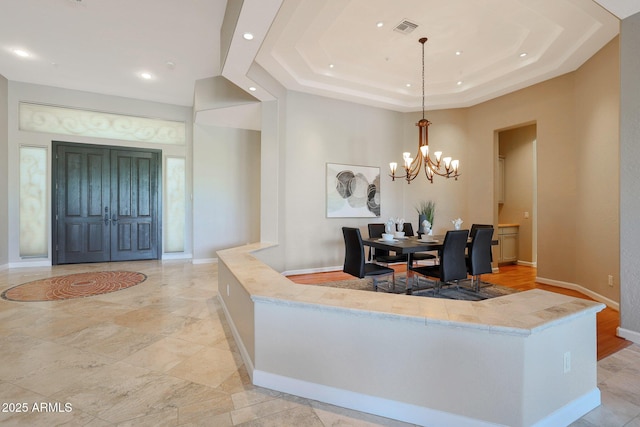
[418,214,427,235]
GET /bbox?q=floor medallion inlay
[1,271,147,302]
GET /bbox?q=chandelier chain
[422,39,425,120]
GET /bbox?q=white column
[619,12,640,342]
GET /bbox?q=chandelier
[389,37,460,184]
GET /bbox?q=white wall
[281,91,406,272]
[276,91,476,273]
[254,98,287,272]
[6,82,192,265]
[0,74,8,267]
[218,245,602,427]
[192,124,261,261]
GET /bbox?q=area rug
[311,273,518,301]
[1,271,147,302]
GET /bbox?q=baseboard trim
[217,294,255,380]
[282,261,420,276]
[253,370,599,427]
[252,370,501,427]
[192,258,218,264]
[282,265,343,276]
[161,252,193,260]
[517,260,537,267]
[616,327,640,345]
[536,276,619,311]
[531,388,600,427]
[8,260,51,268]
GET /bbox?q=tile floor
[0,260,638,426]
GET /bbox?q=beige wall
[466,37,619,301]
[499,125,536,264]
[468,73,578,284]
[574,37,620,302]
[0,74,7,267]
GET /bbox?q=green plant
[415,200,436,225]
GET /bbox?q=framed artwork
[326,163,380,218]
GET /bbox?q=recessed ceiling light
[249,86,257,92]
[13,49,30,58]
[140,72,153,80]
[376,21,384,28]
[243,32,254,40]
[519,52,528,58]
[329,64,334,69]
[457,81,463,86]
[406,83,411,88]
[455,51,463,56]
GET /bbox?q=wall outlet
[524,211,529,219]
[563,351,571,373]
[608,275,614,287]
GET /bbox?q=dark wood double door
[53,142,161,264]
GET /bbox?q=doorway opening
[497,124,537,267]
[52,141,162,265]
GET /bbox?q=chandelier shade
[390,37,460,184]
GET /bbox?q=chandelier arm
[424,155,461,179]
[404,152,424,184]
[406,153,423,176]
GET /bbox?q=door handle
[104,207,110,226]
[112,213,118,224]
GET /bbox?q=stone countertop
[217,243,604,337]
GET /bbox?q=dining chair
[469,223,494,262]
[467,227,494,291]
[342,227,396,291]
[367,223,407,265]
[402,223,436,266]
[410,229,469,293]
[470,223,493,234]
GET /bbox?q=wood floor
[288,263,632,361]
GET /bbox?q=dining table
[362,233,498,293]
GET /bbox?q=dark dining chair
[470,223,493,235]
[367,223,407,265]
[342,227,395,291]
[469,223,494,262]
[410,229,469,293]
[402,223,436,266]
[467,227,494,291]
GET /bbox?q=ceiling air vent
[393,20,418,35]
